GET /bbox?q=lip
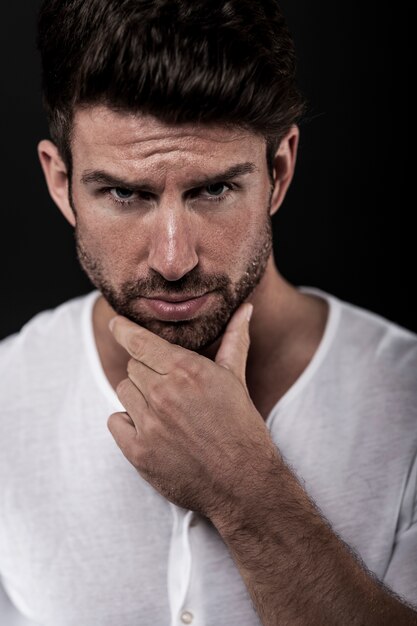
[143,292,212,321]
[146,293,207,302]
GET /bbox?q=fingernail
[246,304,254,322]
[108,316,117,332]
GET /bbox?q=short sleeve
[383,450,417,609]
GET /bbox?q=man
[0,0,416,624]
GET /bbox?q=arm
[211,449,417,626]
[107,310,417,623]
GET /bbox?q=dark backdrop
[0,2,413,340]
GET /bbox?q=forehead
[71,105,266,168]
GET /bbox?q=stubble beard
[73,199,274,352]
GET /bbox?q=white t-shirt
[0,287,416,626]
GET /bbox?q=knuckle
[173,355,201,385]
[126,333,144,359]
[142,418,161,444]
[131,446,144,469]
[107,412,119,429]
[126,358,138,376]
[116,378,130,396]
[149,379,177,413]
[148,381,165,410]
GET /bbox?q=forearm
[211,450,417,626]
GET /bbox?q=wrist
[209,443,284,536]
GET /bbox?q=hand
[107,302,277,519]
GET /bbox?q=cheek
[199,210,263,264]
[74,186,144,248]
[77,215,145,275]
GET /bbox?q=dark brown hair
[37,0,308,180]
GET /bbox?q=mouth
[146,293,208,302]
[142,292,213,321]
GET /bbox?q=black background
[0,2,413,340]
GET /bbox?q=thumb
[215,302,254,386]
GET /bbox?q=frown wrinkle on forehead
[72,106,265,158]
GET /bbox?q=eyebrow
[80,161,258,192]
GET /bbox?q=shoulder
[0,290,98,389]
[334,293,417,375]
[301,286,417,372]
[300,287,417,477]
[301,286,417,422]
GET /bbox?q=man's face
[69,106,275,352]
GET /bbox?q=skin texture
[38,105,329,419]
[41,107,286,355]
[107,303,269,516]
[73,173,273,354]
[51,111,280,350]
[38,106,417,624]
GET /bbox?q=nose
[147,205,199,281]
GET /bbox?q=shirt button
[180,610,194,624]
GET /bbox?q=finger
[107,411,140,463]
[126,357,162,403]
[215,303,253,385]
[114,378,149,433]
[109,315,185,373]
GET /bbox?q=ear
[269,125,300,217]
[37,139,76,227]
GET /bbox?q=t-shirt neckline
[82,290,126,411]
[264,285,341,424]
[81,286,341,419]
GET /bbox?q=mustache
[121,271,231,298]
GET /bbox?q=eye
[205,183,228,197]
[198,182,235,202]
[110,187,135,202]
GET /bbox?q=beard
[73,197,274,352]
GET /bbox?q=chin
[149,316,222,352]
